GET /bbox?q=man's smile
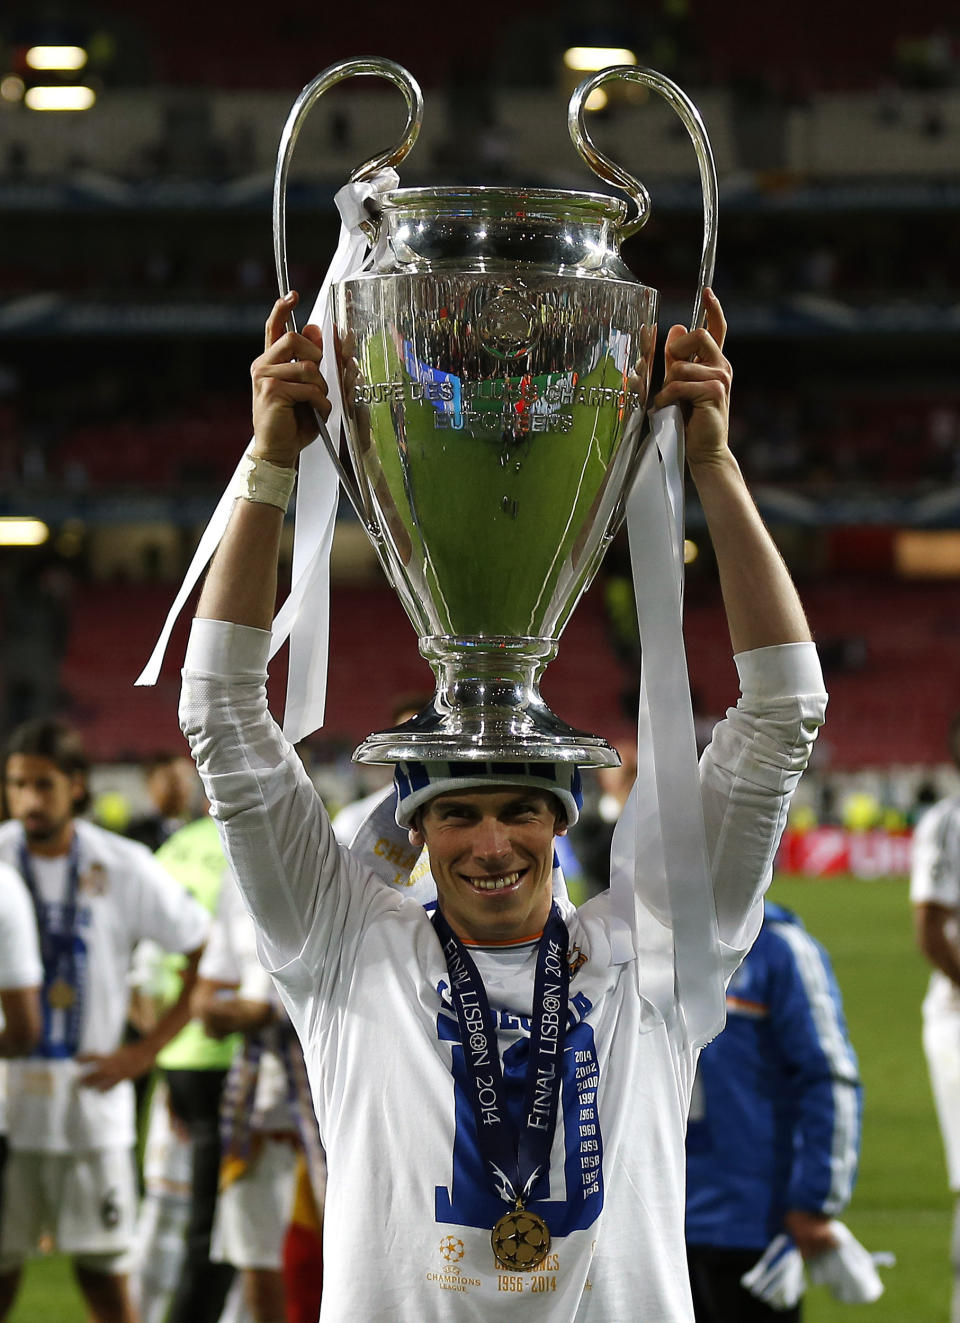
[462,869,525,894]
[412,787,567,942]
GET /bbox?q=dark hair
[3,718,91,814]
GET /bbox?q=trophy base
[352,635,620,768]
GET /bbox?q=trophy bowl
[273,59,717,765]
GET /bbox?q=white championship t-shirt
[0,817,210,1153]
[280,881,697,1319]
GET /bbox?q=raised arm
[653,293,825,975]
[181,295,394,986]
[654,289,811,654]
[196,292,329,627]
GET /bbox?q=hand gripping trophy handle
[271,57,425,528]
[567,66,719,533]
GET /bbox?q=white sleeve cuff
[733,641,826,702]
[183,617,272,679]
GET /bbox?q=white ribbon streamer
[268,168,397,741]
[136,168,399,748]
[609,404,725,1049]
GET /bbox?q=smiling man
[178,289,826,1322]
[408,784,570,943]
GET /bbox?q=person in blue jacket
[685,901,863,1321]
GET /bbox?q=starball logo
[439,1236,464,1263]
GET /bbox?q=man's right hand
[250,292,332,469]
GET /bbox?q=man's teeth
[470,873,520,891]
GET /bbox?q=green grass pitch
[7,876,952,1320]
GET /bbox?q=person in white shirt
[193,870,324,1323]
[911,715,960,1323]
[178,289,826,1321]
[0,718,210,1323]
[0,858,44,1203]
[0,863,43,1063]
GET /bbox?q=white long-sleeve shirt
[180,619,825,1322]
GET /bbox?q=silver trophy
[273,58,717,766]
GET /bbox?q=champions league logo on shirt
[439,1236,464,1263]
[427,1238,481,1294]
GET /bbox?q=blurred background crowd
[0,0,959,1319]
[1,0,959,857]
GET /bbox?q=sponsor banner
[777,827,914,878]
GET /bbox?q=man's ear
[408,824,425,850]
[554,817,568,838]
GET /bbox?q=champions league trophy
[273,58,717,767]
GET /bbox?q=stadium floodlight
[563,47,638,72]
[24,85,96,111]
[0,518,50,546]
[26,45,88,72]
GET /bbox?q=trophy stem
[352,635,619,767]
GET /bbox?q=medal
[492,1200,552,1271]
[433,904,570,1263]
[18,832,87,1059]
[47,977,77,1011]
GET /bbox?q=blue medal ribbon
[17,831,87,1059]
[432,902,570,1212]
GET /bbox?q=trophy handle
[567,66,717,331]
[272,58,424,522]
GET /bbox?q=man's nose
[472,818,511,861]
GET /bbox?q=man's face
[4,753,83,852]
[410,787,565,945]
[148,757,196,818]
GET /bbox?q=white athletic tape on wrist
[235,453,297,511]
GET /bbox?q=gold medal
[491,1201,551,1271]
[47,978,77,1011]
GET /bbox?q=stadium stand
[2,0,960,799]
[52,572,960,771]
